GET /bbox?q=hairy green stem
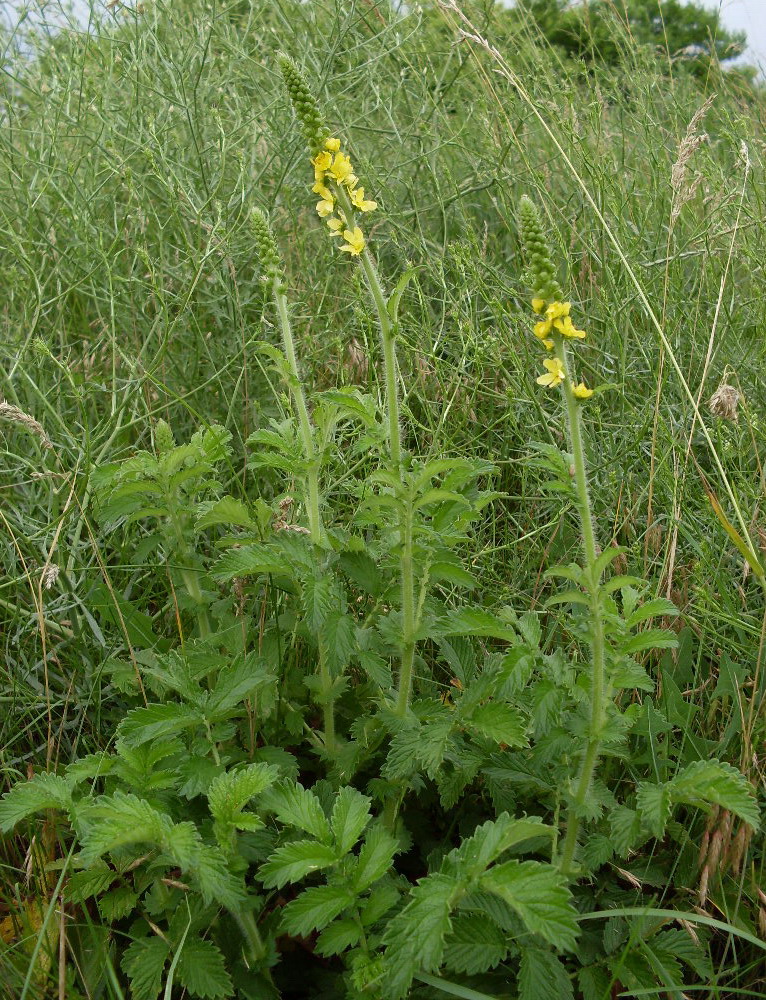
[232,909,270,972]
[169,505,211,638]
[272,277,335,753]
[395,497,416,716]
[353,234,417,717]
[555,339,607,876]
[273,277,322,542]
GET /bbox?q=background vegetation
[1,0,765,997]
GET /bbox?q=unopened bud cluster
[518,195,564,303]
[250,208,285,287]
[277,54,328,156]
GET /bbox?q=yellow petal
[572,382,594,399]
[533,319,553,339]
[316,199,334,218]
[324,137,341,152]
[312,151,333,172]
[546,301,571,320]
[532,297,546,314]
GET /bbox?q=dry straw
[0,401,52,449]
[670,94,714,226]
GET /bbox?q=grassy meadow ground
[1,0,766,997]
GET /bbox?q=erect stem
[272,277,335,754]
[273,277,322,543]
[395,495,416,716]
[359,250,402,468]
[349,225,417,717]
[554,338,607,876]
[169,506,211,638]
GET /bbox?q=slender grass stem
[554,338,607,875]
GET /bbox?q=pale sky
[702,0,766,69]
[3,1,766,71]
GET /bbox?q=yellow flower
[316,199,334,218]
[340,226,365,255]
[324,137,341,152]
[532,297,546,314]
[351,187,377,212]
[329,152,354,184]
[312,181,333,199]
[546,301,571,320]
[312,150,333,172]
[536,357,565,388]
[534,318,553,339]
[572,382,594,399]
[553,315,586,340]
[543,339,554,351]
[327,217,345,237]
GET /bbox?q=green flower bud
[154,419,176,456]
[277,54,328,156]
[250,208,285,287]
[517,195,563,303]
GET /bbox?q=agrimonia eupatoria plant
[516,194,759,879]
[0,63,762,1000]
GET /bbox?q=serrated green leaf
[117,703,202,747]
[67,863,116,904]
[340,551,383,597]
[441,607,517,642]
[383,873,456,999]
[196,496,255,530]
[176,938,234,999]
[207,763,278,848]
[78,791,174,865]
[545,589,590,607]
[481,860,578,951]
[212,544,287,582]
[519,947,574,1000]
[578,965,612,1000]
[259,839,338,889]
[625,597,678,628]
[444,815,552,880]
[669,759,759,829]
[0,773,73,832]
[353,826,399,891]
[263,780,331,843]
[320,612,355,677]
[609,805,642,857]
[464,702,527,747]
[98,884,139,921]
[302,574,336,634]
[636,783,672,839]
[315,918,362,957]
[122,936,169,1000]
[331,786,372,854]
[655,928,712,980]
[592,545,627,579]
[443,914,508,974]
[205,655,274,720]
[620,629,678,654]
[281,884,356,936]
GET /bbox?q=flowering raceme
[279,56,378,259]
[518,195,594,401]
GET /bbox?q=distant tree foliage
[517,0,747,73]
